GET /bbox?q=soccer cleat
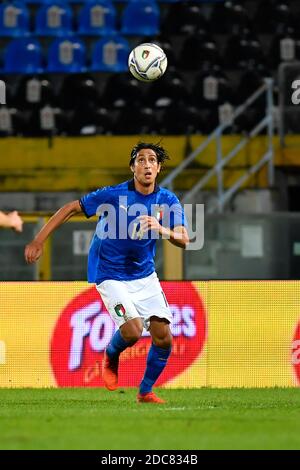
[137,391,166,404]
[102,351,119,391]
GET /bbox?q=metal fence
[0,215,164,281]
[185,212,299,280]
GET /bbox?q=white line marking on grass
[163,407,186,411]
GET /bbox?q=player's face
[131,149,161,186]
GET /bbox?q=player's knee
[121,324,143,344]
[128,332,142,345]
[150,318,172,349]
[153,336,172,349]
[152,329,172,349]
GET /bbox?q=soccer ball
[128,43,168,82]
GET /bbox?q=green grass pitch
[1,388,300,450]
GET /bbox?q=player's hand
[139,215,161,234]
[25,240,43,264]
[8,211,23,232]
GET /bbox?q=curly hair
[129,141,170,167]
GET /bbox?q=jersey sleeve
[79,187,110,218]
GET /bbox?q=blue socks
[106,329,130,360]
[139,343,172,395]
[106,333,172,394]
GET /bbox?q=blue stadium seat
[77,1,117,36]
[0,2,29,38]
[4,38,43,74]
[91,36,130,72]
[22,1,53,4]
[22,1,52,4]
[47,37,86,72]
[35,1,73,37]
[121,0,160,36]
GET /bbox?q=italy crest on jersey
[154,205,164,221]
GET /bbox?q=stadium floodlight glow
[0,80,6,105]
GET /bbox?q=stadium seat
[10,106,54,137]
[14,76,55,110]
[210,1,251,34]
[143,36,176,68]
[47,37,86,72]
[235,107,265,133]
[94,107,114,134]
[180,33,220,71]
[55,108,73,135]
[77,1,117,36]
[34,1,73,37]
[253,1,292,34]
[160,102,203,135]
[11,108,34,136]
[102,73,143,108]
[30,106,57,136]
[224,29,265,69]
[146,71,189,108]
[268,32,299,69]
[192,71,234,109]
[121,0,160,36]
[55,103,113,136]
[4,38,43,74]
[65,101,114,135]
[199,107,219,134]
[163,3,208,35]
[22,1,53,4]
[68,101,99,135]
[0,2,29,38]
[91,36,130,72]
[0,106,13,137]
[59,74,100,110]
[236,66,266,108]
[114,105,159,134]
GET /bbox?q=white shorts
[96,272,172,330]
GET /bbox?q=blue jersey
[80,179,187,285]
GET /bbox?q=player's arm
[161,224,190,249]
[0,210,23,232]
[139,216,189,249]
[25,200,82,264]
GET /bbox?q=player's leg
[103,317,143,390]
[130,273,173,403]
[137,317,172,404]
[96,280,143,391]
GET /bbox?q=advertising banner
[0,281,299,388]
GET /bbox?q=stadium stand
[0,0,299,136]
